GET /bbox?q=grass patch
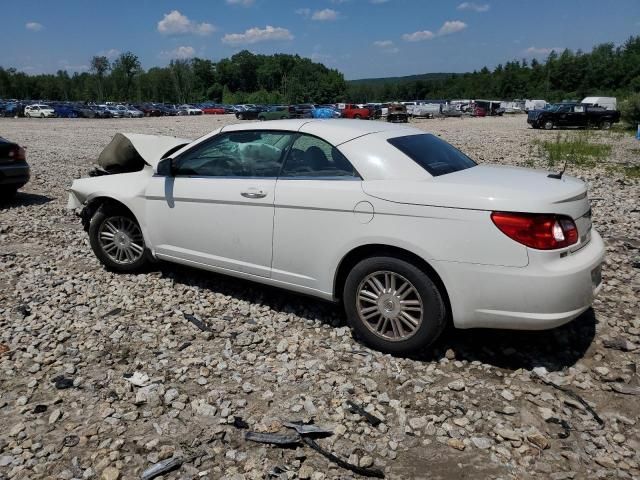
[623,165,640,179]
[533,132,612,168]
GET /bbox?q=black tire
[600,120,612,130]
[238,113,245,120]
[354,114,361,119]
[343,256,447,355]
[543,120,554,130]
[258,116,265,121]
[88,204,149,272]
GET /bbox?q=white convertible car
[68,119,604,354]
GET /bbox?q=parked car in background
[581,96,617,111]
[412,104,442,118]
[93,105,112,118]
[177,105,203,116]
[366,104,383,119]
[115,105,143,118]
[289,104,315,119]
[313,105,341,119]
[135,104,163,117]
[68,119,604,355]
[235,106,261,120]
[102,105,122,118]
[258,106,290,121]
[52,104,78,118]
[528,103,621,130]
[202,105,226,115]
[25,104,56,118]
[524,100,547,112]
[0,136,30,199]
[386,103,409,123]
[473,106,487,117]
[341,104,371,119]
[158,104,179,116]
[74,105,98,118]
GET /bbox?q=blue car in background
[1,102,25,117]
[53,104,78,118]
[313,105,341,119]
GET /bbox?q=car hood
[363,164,590,219]
[118,133,192,169]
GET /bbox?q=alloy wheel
[356,270,424,341]
[97,216,144,265]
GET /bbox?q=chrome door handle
[241,190,267,199]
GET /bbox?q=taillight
[8,146,26,161]
[491,212,578,250]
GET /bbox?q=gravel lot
[1,115,639,480]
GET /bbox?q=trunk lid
[363,164,592,239]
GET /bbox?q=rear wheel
[89,205,149,272]
[543,120,554,130]
[238,113,245,120]
[354,114,361,120]
[600,120,612,130]
[343,256,447,355]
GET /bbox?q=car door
[145,130,295,277]
[272,133,365,292]
[555,104,571,126]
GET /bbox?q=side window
[174,131,294,177]
[280,134,359,179]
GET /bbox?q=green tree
[90,56,110,101]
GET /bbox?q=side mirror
[156,157,175,176]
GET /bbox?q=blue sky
[5,0,639,80]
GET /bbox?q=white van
[581,97,617,111]
[524,99,547,112]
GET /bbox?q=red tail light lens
[8,146,26,161]
[491,212,578,250]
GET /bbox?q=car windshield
[387,134,476,177]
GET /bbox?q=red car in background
[202,105,226,115]
[341,104,371,119]
[473,106,487,117]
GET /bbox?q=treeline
[1,36,639,105]
[0,50,347,104]
[347,36,640,103]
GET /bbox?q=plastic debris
[346,400,382,427]
[546,417,571,439]
[244,431,302,446]
[141,457,184,480]
[183,313,212,332]
[301,436,385,478]
[532,372,604,426]
[283,421,333,436]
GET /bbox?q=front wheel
[543,120,554,130]
[600,120,612,130]
[354,114,361,120]
[343,256,447,355]
[89,205,149,272]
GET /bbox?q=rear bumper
[438,229,605,330]
[0,161,30,188]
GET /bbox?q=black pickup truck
[527,103,621,130]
